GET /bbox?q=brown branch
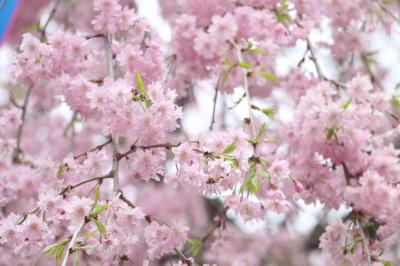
[376,0,400,26]
[306,38,347,89]
[17,173,113,224]
[12,85,33,163]
[117,142,182,160]
[209,83,219,131]
[361,53,384,91]
[73,138,112,160]
[200,206,228,244]
[306,38,324,81]
[59,173,114,195]
[40,0,62,41]
[174,248,196,266]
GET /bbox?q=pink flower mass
[1,0,400,265]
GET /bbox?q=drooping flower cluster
[1,0,400,265]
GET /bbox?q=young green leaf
[326,126,339,141]
[381,260,393,266]
[240,162,259,194]
[55,245,66,265]
[224,157,239,168]
[188,239,203,257]
[223,58,232,67]
[237,61,252,69]
[135,72,152,108]
[341,98,352,110]
[56,163,67,178]
[95,220,107,236]
[391,96,400,110]
[256,70,278,83]
[223,142,236,154]
[262,108,276,117]
[73,252,80,266]
[90,204,109,216]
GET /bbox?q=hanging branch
[209,79,220,131]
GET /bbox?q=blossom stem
[61,220,86,266]
[104,34,120,196]
[236,46,256,137]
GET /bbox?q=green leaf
[392,96,400,110]
[223,58,232,67]
[56,163,67,178]
[135,72,152,108]
[43,239,68,256]
[223,157,239,168]
[83,230,97,242]
[95,220,107,236]
[259,171,270,179]
[188,239,203,257]
[247,42,264,54]
[326,126,339,142]
[90,204,109,216]
[381,260,394,266]
[74,245,96,251]
[91,185,101,212]
[223,142,236,154]
[256,70,278,83]
[341,98,352,110]
[237,61,252,69]
[222,66,233,83]
[55,244,66,265]
[43,244,60,256]
[261,108,276,117]
[73,252,80,266]
[249,123,268,145]
[240,162,259,194]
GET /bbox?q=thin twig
[103,34,120,196]
[12,85,33,163]
[306,38,324,81]
[306,38,347,89]
[61,220,87,266]
[209,81,219,131]
[200,207,228,243]
[73,138,112,160]
[174,248,196,266]
[117,142,182,160]
[361,53,384,91]
[40,0,62,41]
[376,0,400,26]
[236,45,256,137]
[17,173,113,224]
[59,173,114,195]
[357,219,372,266]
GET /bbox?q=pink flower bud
[292,179,304,193]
